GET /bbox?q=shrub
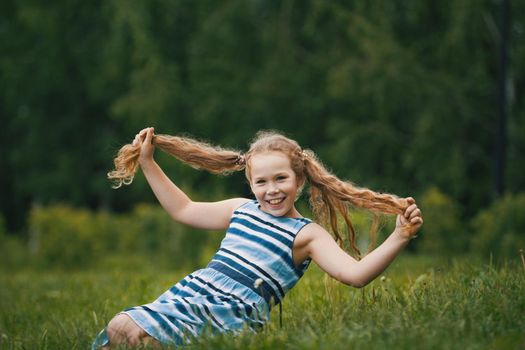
[28,204,107,268]
[0,215,30,269]
[417,187,466,255]
[471,193,525,259]
[127,204,212,269]
[26,203,217,270]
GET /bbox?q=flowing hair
[107,134,244,188]
[108,130,408,258]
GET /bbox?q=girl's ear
[295,177,306,200]
[247,176,255,193]
[297,175,306,190]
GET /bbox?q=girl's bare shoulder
[228,197,252,211]
[295,221,327,247]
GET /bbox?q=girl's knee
[107,313,146,345]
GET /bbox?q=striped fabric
[92,200,312,348]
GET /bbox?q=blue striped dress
[92,200,312,348]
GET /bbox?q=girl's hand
[132,127,156,165]
[395,197,423,239]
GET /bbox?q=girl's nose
[267,185,279,194]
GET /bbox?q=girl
[93,128,423,349]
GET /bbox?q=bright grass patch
[0,256,524,349]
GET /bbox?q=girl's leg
[106,313,161,348]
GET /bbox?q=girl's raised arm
[135,128,248,231]
[301,198,423,288]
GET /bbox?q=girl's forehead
[249,152,293,173]
[250,151,290,164]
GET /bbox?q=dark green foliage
[471,193,525,259]
[14,203,217,270]
[0,1,524,255]
[417,187,467,254]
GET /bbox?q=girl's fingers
[402,200,423,226]
[137,128,149,142]
[410,217,423,226]
[409,208,421,220]
[144,127,154,144]
[404,204,417,218]
[142,127,154,135]
[134,127,154,144]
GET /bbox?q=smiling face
[248,151,302,218]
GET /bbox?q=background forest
[1,0,524,270]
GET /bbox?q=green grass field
[0,256,524,349]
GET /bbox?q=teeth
[269,198,284,205]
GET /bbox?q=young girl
[93,128,423,349]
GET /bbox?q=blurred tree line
[1,0,524,266]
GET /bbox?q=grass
[0,255,524,349]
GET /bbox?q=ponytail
[302,150,407,259]
[302,152,407,215]
[107,134,244,188]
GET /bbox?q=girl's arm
[134,128,249,231]
[303,199,423,288]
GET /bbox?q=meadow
[0,256,523,350]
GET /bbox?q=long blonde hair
[108,131,408,258]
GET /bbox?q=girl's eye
[277,176,287,181]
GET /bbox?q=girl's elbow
[337,272,368,288]
[354,280,371,288]
[347,279,368,289]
